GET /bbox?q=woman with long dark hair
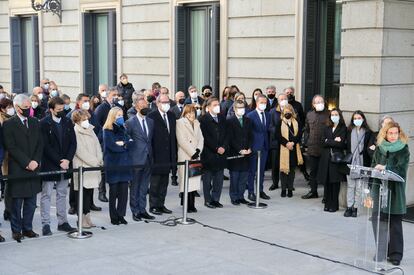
[248,88,263,111]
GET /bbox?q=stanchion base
[175,217,196,225]
[247,202,268,209]
[67,231,93,239]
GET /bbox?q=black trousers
[149,174,169,208]
[171,166,178,181]
[70,181,95,210]
[308,155,321,194]
[280,170,295,191]
[99,171,106,195]
[180,191,196,210]
[270,148,280,186]
[109,182,129,220]
[75,188,93,215]
[203,170,224,203]
[324,181,340,211]
[373,213,404,261]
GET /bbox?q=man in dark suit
[199,97,227,208]
[94,86,118,202]
[147,94,177,215]
[3,94,44,242]
[170,91,185,119]
[265,85,277,112]
[227,101,253,205]
[144,89,158,113]
[184,85,204,106]
[246,95,271,201]
[39,97,76,235]
[125,93,155,221]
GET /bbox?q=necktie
[142,118,147,137]
[213,116,218,123]
[23,119,28,128]
[163,113,169,133]
[261,112,266,127]
[239,117,243,127]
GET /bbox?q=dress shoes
[204,202,216,209]
[58,222,75,232]
[248,193,256,202]
[301,191,318,199]
[111,219,120,225]
[281,190,287,198]
[194,191,201,197]
[140,211,155,220]
[98,193,109,203]
[231,200,240,206]
[238,198,249,204]
[150,207,163,215]
[90,204,102,211]
[260,192,270,200]
[188,208,198,213]
[160,206,172,214]
[12,232,23,243]
[68,207,76,215]
[132,214,142,222]
[287,190,293,198]
[22,230,39,238]
[42,224,53,236]
[119,217,128,225]
[212,201,223,208]
[269,184,279,191]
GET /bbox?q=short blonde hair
[71,109,90,124]
[377,121,408,145]
[103,107,123,130]
[181,104,196,118]
[281,104,297,119]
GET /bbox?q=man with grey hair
[265,85,277,112]
[3,94,44,242]
[184,85,204,106]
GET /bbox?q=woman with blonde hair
[371,122,410,266]
[176,104,204,212]
[72,110,103,228]
[103,107,132,225]
[276,104,303,198]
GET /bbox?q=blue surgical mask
[51,90,58,97]
[64,104,70,110]
[353,119,364,127]
[115,117,124,126]
[331,115,340,125]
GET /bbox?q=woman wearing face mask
[276,105,303,198]
[30,95,45,120]
[202,85,213,101]
[248,88,263,111]
[371,122,410,266]
[48,82,60,98]
[71,110,103,228]
[116,73,135,110]
[90,95,102,112]
[317,108,347,212]
[176,104,204,212]
[103,107,133,225]
[344,110,373,218]
[302,95,330,200]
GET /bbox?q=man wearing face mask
[33,86,48,110]
[125,93,155,221]
[116,74,135,110]
[144,89,158,113]
[160,87,176,107]
[199,97,228,208]
[95,87,119,202]
[99,84,108,101]
[3,94,44,242]
[184,85,204,106]
[171,91,186,119]
[147,95,176,215]
[265,85,277,112]
[246,95,271,201]
[39,97,76,236]
[284,87,305,130]
[302,94,330,199]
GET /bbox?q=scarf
[351,127,365,166]
[280,118,303,174]
[379,140,406,154]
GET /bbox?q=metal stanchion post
[176,160,195,225]
[248,151,267,209]
[68,166,93,239]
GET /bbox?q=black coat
[268,108,281,149]
[40,115,77,181]
[32,106,46,120]
[276,119,302,169]
[199,113,228,171]
[170,105,184,119]
[3,116,44,198]
[147,110,177,174]
[317,125,347,185]
[117,82,135,110]
[226,115,253,171]
[184,96,204,106]
[265,98,277,112]
[94,100,112,142]
[346,128,374,167]
[288,99,305,130]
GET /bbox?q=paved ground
[0,171,412,275]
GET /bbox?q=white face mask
[51,90,58,97]
[279,100,288,107]
[353,119,364,127]
[38,93,44,100]
[212,105,220,114]
[101,91,107,98]
[331,115,340,125]
[43,84,49,90]
[118,100,125,107]
[254,95,258,101]
[81,102,90,110]
[31,101,39,109]
[314,103,325,112]
[80,120,90,129]
[6,108,15,116]
[236,108,245,117]
[258,103,267,111]
[196,109,201,117]
[190,92,198,99]
[161,103,170,113]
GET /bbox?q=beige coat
[176,117,204,192]
[73,124,103,190]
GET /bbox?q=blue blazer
[125,115,154,166]
[246,110,270,152]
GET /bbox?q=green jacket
[371,144,410,215]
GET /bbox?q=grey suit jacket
[170,105,183,119]
[125,115,154,166]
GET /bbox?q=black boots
[344,207,357,218]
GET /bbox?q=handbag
[330,135,364,164]
[188,162,203,178]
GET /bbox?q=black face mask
[267,94,275,100]
[147,96,155,103]
[56,110,66,119]
[20,107,30,118]
[178,98,185,105]
[140,108,150,116]
[204,92,212,98]
[288,94,295,102]
[284,113,292,120]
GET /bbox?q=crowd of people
[0,78,409,266]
